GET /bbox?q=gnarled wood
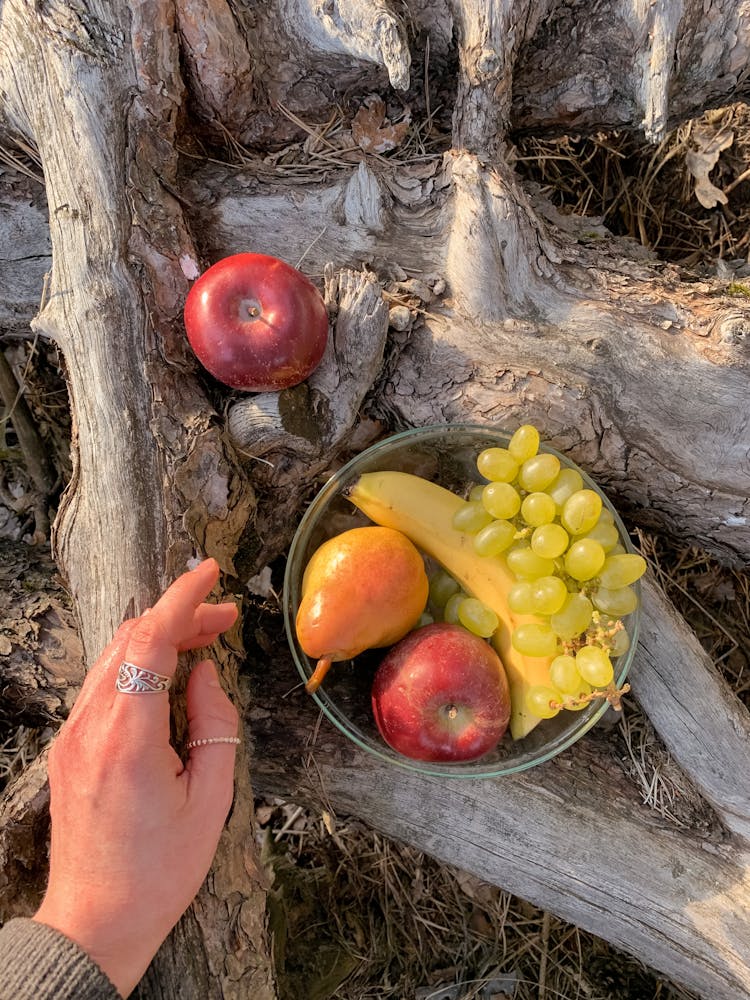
[181,154,750,564]
[512,0,750,137]
[0,2,274,996]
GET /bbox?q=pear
[295,526,429,693]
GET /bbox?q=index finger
[120,558,223,684]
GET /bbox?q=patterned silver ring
[116,661,172,695]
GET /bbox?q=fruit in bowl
[371,623,511,762]
[283,422,644,777]
[295,525,429,692]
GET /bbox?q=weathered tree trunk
[0,2,275,996]
[1,0,749,998]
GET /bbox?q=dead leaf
[352,95,410,154]
[452,869,498,909]
[685,127,734,209]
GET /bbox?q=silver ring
[116,661,172,694]
[186,737,241,750]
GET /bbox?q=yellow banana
[347,470,554,739]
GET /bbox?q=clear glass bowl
[283,423,640,778]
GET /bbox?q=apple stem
[238,298,262,321]
[447,705,458,719]
[305,657,332,694]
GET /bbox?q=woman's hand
[33,558,240,997]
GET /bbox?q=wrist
[33,896,165,998]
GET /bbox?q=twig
[0,347,54,496]
[538,910,551,1000]
[295,226,329,271]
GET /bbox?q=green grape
[458,597,499,638]
[525,685,561,719]
[530,575,568,615]
[608,543,626,556]
[508,424,540,462]
[598,507,615,525]
[474,519,516,556]
[429,570,460,608]
[521,491,556,527]
[549,654,583,694]
[582,518,620,551]
[561,489,603,535]
[416,611,434,628]
[512,623,559,657]
[518,453,561,492]
[598,553,647,589]
[508,580,535,614]
[453,501,493,534]
[576,645,614,687]
[564,538,606,581]
[592,585,639,617]
[546,467,584,510]
[482,481,522,519]
[476,447,519,483]
[564,680,594,710]
[610,627,631,657]
[444,592,465,624]
[530,523,569,559]
[468,483,486,502]
[550,592,593,639]
[506,545,555,580]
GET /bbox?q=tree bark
[0,2,275,996]
[1,1,749,998]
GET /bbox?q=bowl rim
[283,422,641,778]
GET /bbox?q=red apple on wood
[184,252,328,391]
[371,623,511,762]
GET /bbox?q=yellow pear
[295,526,429,692]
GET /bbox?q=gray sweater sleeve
[0,918,121,999]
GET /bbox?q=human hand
[33,558,240,997]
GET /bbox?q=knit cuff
[0,918,120,999]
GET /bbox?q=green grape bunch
[449,423,646,724]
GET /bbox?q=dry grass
[514,105,750,267]
[637,530,749,704]
[0,724,50,792]
[257,799,698,1000]
[0,136,44,185]
[179,83,449,181]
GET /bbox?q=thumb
[184,659,240,816]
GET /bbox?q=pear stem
[305,657,333,694]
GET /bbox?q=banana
[347,470,554,740]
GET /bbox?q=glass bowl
[283,423,640,778]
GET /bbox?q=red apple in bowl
[184,252,328,391]
[371,623,511,763]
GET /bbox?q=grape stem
[552,682,631,713]
[562,615,625,656]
